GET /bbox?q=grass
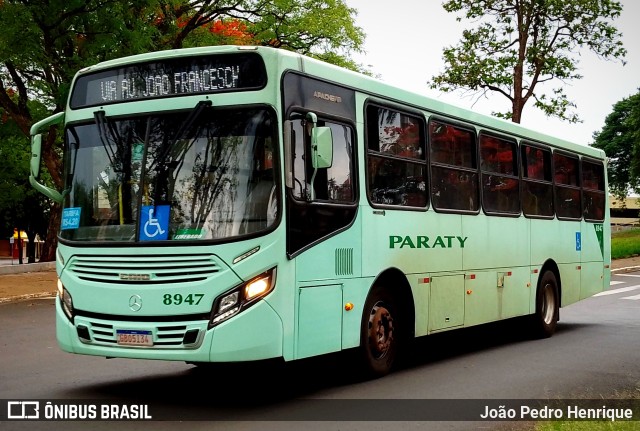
[535,423,638,431]
[498,390,640,431]
[611,228,640,260]
[492,241,640,431]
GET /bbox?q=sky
[344,0,640,146]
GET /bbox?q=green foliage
[611,228,640,260]
[592,90,640,201]
[430,0,627,124]
[0,0,365,260]
[536,421,639,431]
[0,111,50,242]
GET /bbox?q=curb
[0,292,56,304]
[0,262,55,275]
[611,266,640,274]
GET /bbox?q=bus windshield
[60,106,278,242]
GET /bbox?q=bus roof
[74,45,605,160]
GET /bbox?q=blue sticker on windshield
[61,207,81,230]
[139,205,170,241]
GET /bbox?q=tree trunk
[17,229,23,264]
[511,98,524,123]
[26,230,37,263]
[39,203,60,262]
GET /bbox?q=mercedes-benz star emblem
[129,294,143,312]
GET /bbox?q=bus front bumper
[55,298,283,362]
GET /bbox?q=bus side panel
[580,220,606,300]
[361,210,463,277]
[463,267,531,327]
[530,219,582,307]
[501,267,532,319]
[293,277,376,353]
[462,216,530,271]
[463,272,500,327]
[293,218,363,357]
[530,219,581,266]
[430,274,464,331]
[341,278,376,348]
[295,217,362,282]
[296,283,343,359]
[557,263,581,307]
[361,210,463,338]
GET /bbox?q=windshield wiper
[149,100,213,207]
[156,100,213,164]
[94,110,124,171]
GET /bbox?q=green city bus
[29,45,610,377]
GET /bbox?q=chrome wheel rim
[368,301,394,359]
[542,283,556,325]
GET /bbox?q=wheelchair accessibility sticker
[139,205,170,241]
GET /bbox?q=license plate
[116,330,153,346]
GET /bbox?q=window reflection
[367,106,427,208]
[429,120,478,211]
[554,152,581,219]
[291,118,354,203]
[480,134,520,214]
[582,160,605,221]
[61,108,278,242]
[521,144,554,217]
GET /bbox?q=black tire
[359,286,400,377]
[531,270,559,338]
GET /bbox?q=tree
[0,0,364,261]
[0,107,50,263]
[429,0,627,123]
[591,89,640,201]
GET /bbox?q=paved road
[1,272,639,431]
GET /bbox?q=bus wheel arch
[359,268,415,377]
[531,260,561,338]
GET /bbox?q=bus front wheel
[360,287,399,377]
[531,270,559,338]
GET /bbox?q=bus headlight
[209,268,276,329]
[57,279,74,321]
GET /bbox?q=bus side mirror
[311,126,333,169]
[29,112,65,203]
[283,120,294,189]
[30,134,42,179]
[305,112,334,201]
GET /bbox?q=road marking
[622,294,640,301]
[616,274,640,278]
[594,285,640,297]
[610,281,624,286]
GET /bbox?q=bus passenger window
[366,105,427,208]
[521,144,553,217]
[429,120,479,212]
[479,134,519,214]
[582,160,605,221]
[554,152,582,219]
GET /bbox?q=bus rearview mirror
[311,126,333,169]
[30,134,42,179]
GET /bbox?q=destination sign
[70,53,266,109]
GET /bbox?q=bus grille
[78,320,204,349]
[67,254,222,284]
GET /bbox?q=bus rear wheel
[360,287,399,377]
[531,270,559,338]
